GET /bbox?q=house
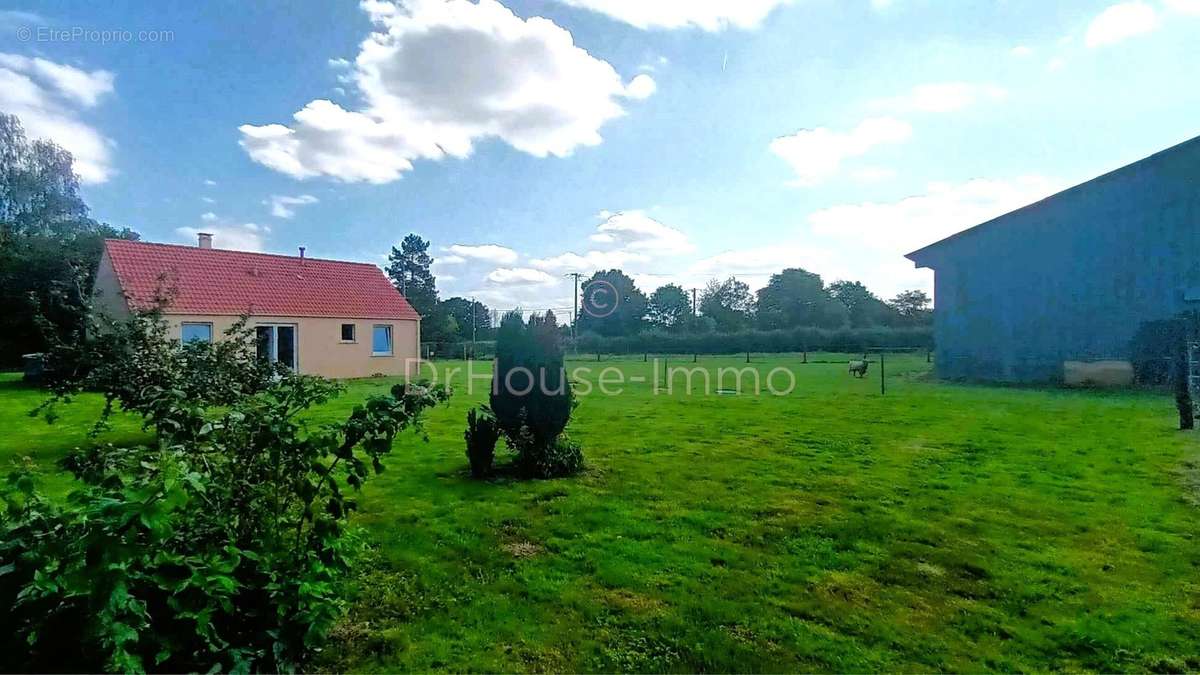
[93,233,421,379]
[906,134,1200,382]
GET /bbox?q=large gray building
[907,135,1200,382]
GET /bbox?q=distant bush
[490,311,582,478]
[572,325,932,356]
[465,406,501,478]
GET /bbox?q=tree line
[383,234,931,347]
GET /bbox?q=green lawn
[3,354,1199,671]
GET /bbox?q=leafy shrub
[465,406,500,478]
[522,436,584,479]
[3,309,449,672]
[35,303,282,431]
[490,311,582,478]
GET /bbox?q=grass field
[3,354,1200,671]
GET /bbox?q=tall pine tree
[385,234,439,317]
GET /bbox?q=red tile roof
[103,239,420,320]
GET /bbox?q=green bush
[4,308,449,672]
[465,406,500,478]
[490,311,582,478]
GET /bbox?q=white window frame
[181,322,213,344]
[340,323,356,343]
[372,324,393,357]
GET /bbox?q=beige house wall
[92,250,132,320]
[91,253,421,379]
[163,315,420,379]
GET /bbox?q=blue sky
[2,0,1198,311]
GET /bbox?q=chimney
[298,246,306,262]
[197,232,213,249]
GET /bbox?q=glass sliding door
[255,324,298,370]
[276,326,296,370]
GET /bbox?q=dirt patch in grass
[502,540,543,558]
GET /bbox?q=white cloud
[486,267,557,286]
[201,196,215,204]
[176,224,267,252]
[0,53,116,183]
[769,117,912,186]
[870,0,895,10]
[625,73,657,99]
[807,175,1064,254]
[529,210,691,272]
[201,212,217,221]
[871,82,1007,114]
[1011,45,1034,57]
[530,249,650,272]
[590,210,694,254]
[1047,57,1067,72]
[239,0,652,183]
[1085,2,1159,47]
[434,254,467,266]
[690,244,840,278]
[266,193,319,218]
[204,179,217,186]
[554,0,792,30]
[446,244,519,264]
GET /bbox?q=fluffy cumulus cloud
[176,222,271,253]
[239,0,654,183]
[588,211,694,254]
[529,210,692,273]
[870,82,1007,114]
[446,244,519,264]
[769,117,912,186]
[1085,2,1159,47]
[486,267,557,286]
[266,194,319,218]
[554,0,792,30]
[0,53,116,183]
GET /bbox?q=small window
[181,322,213,344]
[340,323,356,342]
[372,324,393,356]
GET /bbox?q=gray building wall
[908,136,1200,382]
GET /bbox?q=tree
[490,310,582,477]
[889,289,933,325]
[829,280,898,328]
[754,268,847,330]
[576,269,648,337]
[647,283,691,331]
[699,277,753,332]
[0,113,139,366]
[385,234,439,317]
[441,296,492,340]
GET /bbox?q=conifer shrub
[489,311,582,478]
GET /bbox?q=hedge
[432,326,932,359]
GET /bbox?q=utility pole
[470,296,477,356]
[565,272,584,341]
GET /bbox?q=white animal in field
[848,360,869,378]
